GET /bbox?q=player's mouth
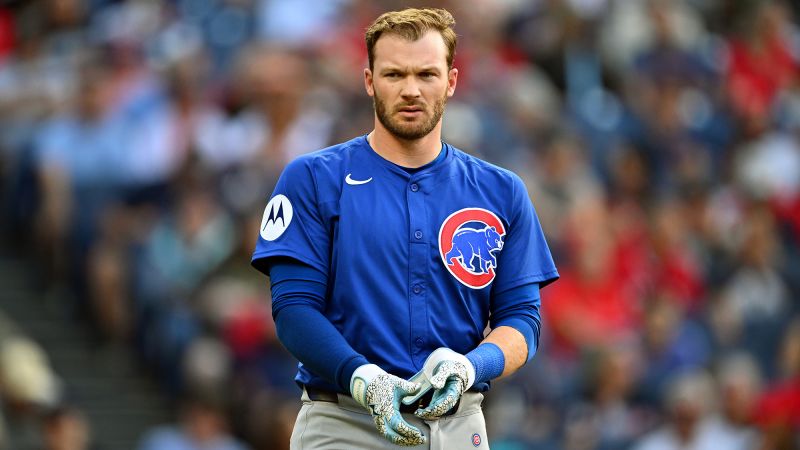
[397,105,425,118]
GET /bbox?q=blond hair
[365,8,457,70]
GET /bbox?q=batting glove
[403,348,476,420]
[350,364,427,446]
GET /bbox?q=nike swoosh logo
[345,174,373,185]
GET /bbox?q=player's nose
[399,79,422,99]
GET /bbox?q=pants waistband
[303,385,461,416]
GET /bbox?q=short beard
[373,88,447,141]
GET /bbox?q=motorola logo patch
[260,194,293,241]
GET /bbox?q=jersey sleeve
[492,174,559,293]
[251,157,330,277]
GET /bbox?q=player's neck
[367,122,443,169]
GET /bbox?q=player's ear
[446,67,458,98]
[365,68,375,97]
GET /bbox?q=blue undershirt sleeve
[489,282,541,362]
[269,258,368,392]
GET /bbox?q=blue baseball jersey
[252,135,558,389]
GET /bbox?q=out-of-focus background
[0,0,798,448]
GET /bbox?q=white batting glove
[402,348,476,420]
[350,364,427,446]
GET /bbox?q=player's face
[365,31,458,141]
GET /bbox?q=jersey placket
[407,176,429,367]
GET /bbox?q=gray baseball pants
[290,388,490,449]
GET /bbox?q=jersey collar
[360,134,452,180]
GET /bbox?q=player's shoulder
[448,144,525,188]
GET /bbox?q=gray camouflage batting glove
[350,364,427,446]
[402,348,476,420]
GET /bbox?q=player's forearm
[275,303,368,391]
[487,281,542,375]
[481,325,528,378]
[269,258,369,391]
[465,282,541,382]
[462,325,528,387]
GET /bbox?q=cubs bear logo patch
[439,208,505,289]
[472,433,482,447]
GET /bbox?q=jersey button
[410,183,419,192]
[412,284,422,294]
[414,230,423,240]
[415,337,424,347]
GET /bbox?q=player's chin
[396,125,427,139]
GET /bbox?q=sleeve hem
[493,270,559,294]
[251,249,329,278]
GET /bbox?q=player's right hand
[350,364,427,447]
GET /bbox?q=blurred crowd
[0,0,798,449]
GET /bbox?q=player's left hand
[403,348,476,420]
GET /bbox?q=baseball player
[251,8,558,449]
